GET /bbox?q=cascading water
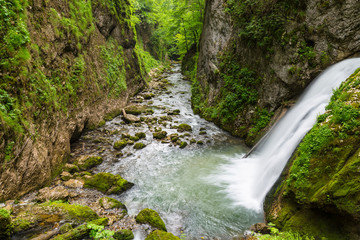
[211,58,360,212]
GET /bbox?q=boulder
[135,208,166,231]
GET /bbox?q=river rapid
[71,64,263,239]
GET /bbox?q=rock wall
[193,0,360,146]
[0,0,146,200]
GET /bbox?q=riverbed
[71,64,264,239]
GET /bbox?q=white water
[211,58,360,212]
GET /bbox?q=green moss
[84,172,134,194]
[177,124,192,132]
[114,229,134,240]
[134,142,146,150]
[99,197,126,210]
[44,202,98,223]
[75,156,103,170]
[145,230,180,240]
[114,140,129,150]
[64,164,80,174]
[153,131,167,139]
[130,136,140,141]
[136,208,166,231]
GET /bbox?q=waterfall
[213,58,360,212]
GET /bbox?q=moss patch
[43,202,98,223]
[114,140,129,150]
[84,172,134,194]
[0,208,12,239]
[136,208,166,231]
[134,142,146,150]
[177,124,192,132]
[99,197,126,210]
[153,131,167,139]
[145,230,180,240]
[75,155,103,170]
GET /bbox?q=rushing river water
[72,64,263,239]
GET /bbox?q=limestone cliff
[193,0,360,146]
[264,69,360,239]
[0,0,146,200]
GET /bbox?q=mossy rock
[177,124,192,132]
[145,230,180,240]
[52,218,108,240]
[135,208,166,231]
[153,131,167,139]
[75,155,103,170]
[114,229,134,240]
[134,142,146,150]
[197,141,204,145]
[199,131,206,135]
[64,164,80,174]
[190,139,196,144]
[44,202,98,223]
[168,109,180,115]
[130,136,140,142]
[59,223,73,234]
[12,217,34,233]
[114,140,129,150]
[84,172,134,194]
[179,142,187,149]
[99,197,126,211]
[0,208,12,239]
[125,105,145,115]
[135,132,146,139]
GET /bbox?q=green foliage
[136,43,159,73]
[87,223,115,239]
[249,108,274,137]
[225,0,306,51]
[101,38,127,96]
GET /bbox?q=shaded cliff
[0,0,146,200]
[192,0,360,146]
[264,68,360,239]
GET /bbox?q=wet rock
[122,109,140,123]
[75,155,103,170]
[170,133,179,142]
[114,140,128,150]
[84,172,134,194]
[199,131,207,135]
[143,93,155,99]
[250,223,271,234]
[135,208,166,231]
[37,186,70,202]
[63,179,84,188]
[125,105,146,115]
[60,171,72,181]
[190,139,196,144]
[99,197,127,211]
[134,142,146,150]
[0,208,11,239]
[153,131,167,139]
[197,141,204,145]
[145,230,180,240]
[177,124,192,132]
[135,132,146,139]
[114,229,134,240]
[200,127,206,131]
[63,163,79,174]
[179,142,188,149]
[122,133,131,139]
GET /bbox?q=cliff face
[0,0,146,200]
[264,69,360,239]
[193,0,360,146]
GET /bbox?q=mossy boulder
[84,172,134,194]
[179,141,187,149]
[134,142,146,150]
[75,155,103,170]
[135,208,166,231]
[145,230,180,240]
[177,124,192,132]
[0,208,12,239]
[135,132,146,139]
[153,131,167,139]
[125,105,146,115]
[190,139,196,144]
[99,197,126,211]
[114,140,129,150]
[44,202,98,223]
[130,136,140,141]
[113,229,134,240]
